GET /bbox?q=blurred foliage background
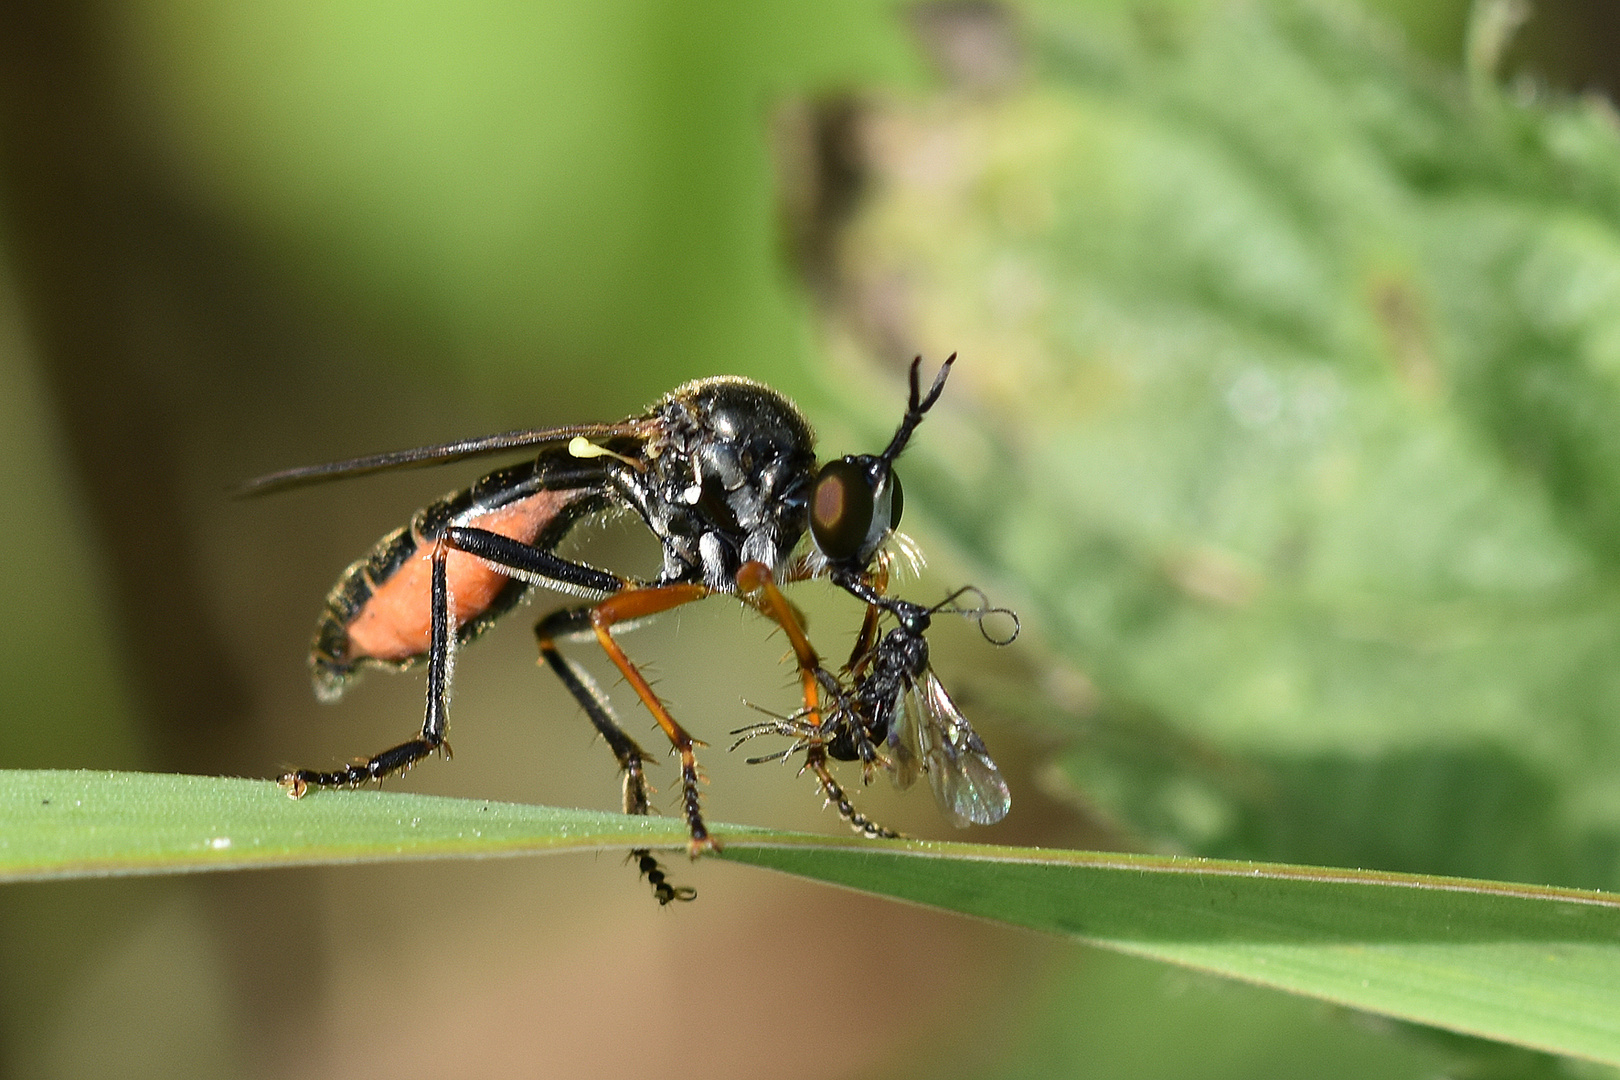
[4,0,1620,1077]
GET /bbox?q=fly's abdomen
[311,485,604,700]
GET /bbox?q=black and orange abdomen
[311,462,610,700]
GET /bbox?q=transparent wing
[916,670,1010,827]
[884,683,925,792]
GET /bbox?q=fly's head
[646,377,818,589]
[810,355,954,585]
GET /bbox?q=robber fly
[244,355,984,903]
[733,588,1015,836]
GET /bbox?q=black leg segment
[280,538,455,796]
[536,606,653,815]
[444,525,621,596]
[536,602,698,905]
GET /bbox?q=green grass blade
[724,841,1620,1067]
[0,770,711,876]
[4,770,1620,1063]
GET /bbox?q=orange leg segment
[735,561,899,839]
[736,561,824,722]
[587,582,716,854]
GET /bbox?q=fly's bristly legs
[535,609,697,905]
[287,522,716,904]
[537,582,715,849]
[735,560,900,840]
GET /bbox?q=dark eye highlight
[811,459,875,563]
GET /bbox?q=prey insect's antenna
[879,353,956,464]
[931,585,1021,647]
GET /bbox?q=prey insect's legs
[812,765,900,841]
[735,562,898,839]
[280,539,455,796]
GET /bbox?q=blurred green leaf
[6,769,1620,1065]
[917,946,1453,1080]
[116,0,926,399]
[805,0,1620,891]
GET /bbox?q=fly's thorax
[642,377,818,588]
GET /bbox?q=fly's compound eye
[811,459,871,562]
[811,456,900,565]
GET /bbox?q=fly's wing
[917,670,1011,827]
[884,682,925,792]
[237,420,655,497]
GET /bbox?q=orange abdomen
[312,484,602,698]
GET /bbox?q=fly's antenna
[933,584,1020,647]
[879,353,956,464]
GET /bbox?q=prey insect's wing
[884,683,925,792]
[237,420,654,497]
[915,670,1010,827]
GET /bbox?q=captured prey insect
[243,355,986,903]
[732,586,1017,836]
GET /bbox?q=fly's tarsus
[277,737,452,798]
[633,850,698,905]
